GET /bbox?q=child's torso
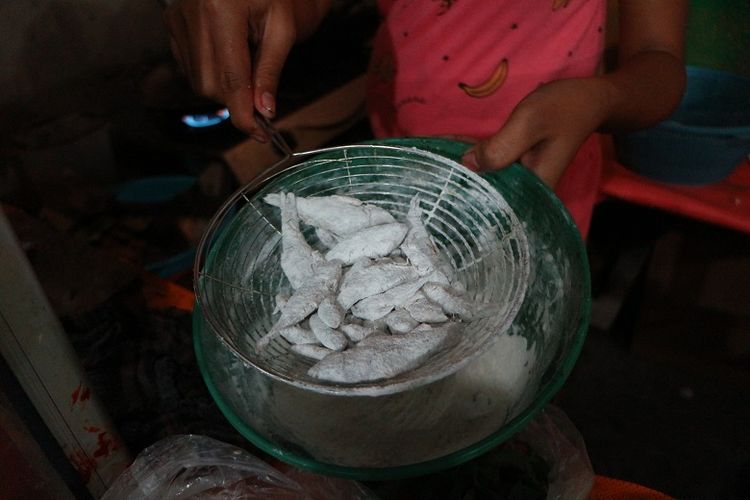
[368,0,607,138]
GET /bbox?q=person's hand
[462,0,687,188]
[164,0,299,140]
[462,78,611,188]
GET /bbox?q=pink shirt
[367,0,607,236]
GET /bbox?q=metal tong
[254,110,293,158]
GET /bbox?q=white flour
[245,330,537,467]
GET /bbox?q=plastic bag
[101,435,374,500]
[366,403,593,500]
[517,404,594,500]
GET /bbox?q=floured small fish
[422,282,475,321]
[315,228,339,248]
[307,324,457,383]
[273,293,290,315]
[309,312,348,351]
[404,291,449,323]
[277,192,326,289]
[317,295,344,329]
[264,193,395,237]
[291,344,332,361]
[325,222,408,265]
[350,276,430,321]
[257,260,342,351]
[385,309,420,334]
[339,323,381,342]
[401,196,454,282]
[278,325,318,345]
[337,261,420,310]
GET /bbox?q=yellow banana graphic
[458,58,509,98]
[552,0,570,10]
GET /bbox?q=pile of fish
[256,192,475,384]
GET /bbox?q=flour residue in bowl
[261,330,536,467]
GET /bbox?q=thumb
[253,7,296,118]
[461,113,537,172]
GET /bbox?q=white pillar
[0,207,130,498]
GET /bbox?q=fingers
[164,0,269,139]
[518,141,576,188]
[462,109,536,172]
[207,3,259,136]
[186,7,217,98]
[164,2,214,93]
[460,106,573,188]
[252,4,297,119]
[164,8,192,77]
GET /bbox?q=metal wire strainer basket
[194,144,529,396]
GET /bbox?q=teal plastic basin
[616,66,750,185]
[193,137,591,480]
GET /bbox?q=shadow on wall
[0,0,170,133]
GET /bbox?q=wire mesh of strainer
[194,144,530,396]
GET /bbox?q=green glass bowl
[193,137,590,480]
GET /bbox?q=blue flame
[181,108,230,128]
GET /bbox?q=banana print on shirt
[458,58,509,98]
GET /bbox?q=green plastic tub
[193,137,591,480]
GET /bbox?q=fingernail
[261,92,275,117]
[462,149,480,171]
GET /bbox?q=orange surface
[590,475,672,500]
[600,159,750,235]
[142,274,195,312]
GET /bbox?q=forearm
[597,49,686,133]
[596,0,687,133]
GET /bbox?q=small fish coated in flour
[401,196,454,282]
[307,324,456,383]
[385,309,420,334]
[422,282,475,321]
[273,293,290,314]
[317,295,344,329]
[404,291,449,323]
[257,259,342,351]
[349,270,447,321]
[265,193,395,237]
[309,312,348,351]
[337,260,420,310]
[315,227,339,248]
[339,323,381,342]
[277,192,326,289]
[325,222,408,265]
[349,275,428,321]
[278,325,318,345]
[291,344,333,361]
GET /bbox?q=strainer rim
[192,137,591,480]
[194,143,530,396]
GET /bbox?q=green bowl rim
[192,137,591,481]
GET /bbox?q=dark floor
[560,202,750,499]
